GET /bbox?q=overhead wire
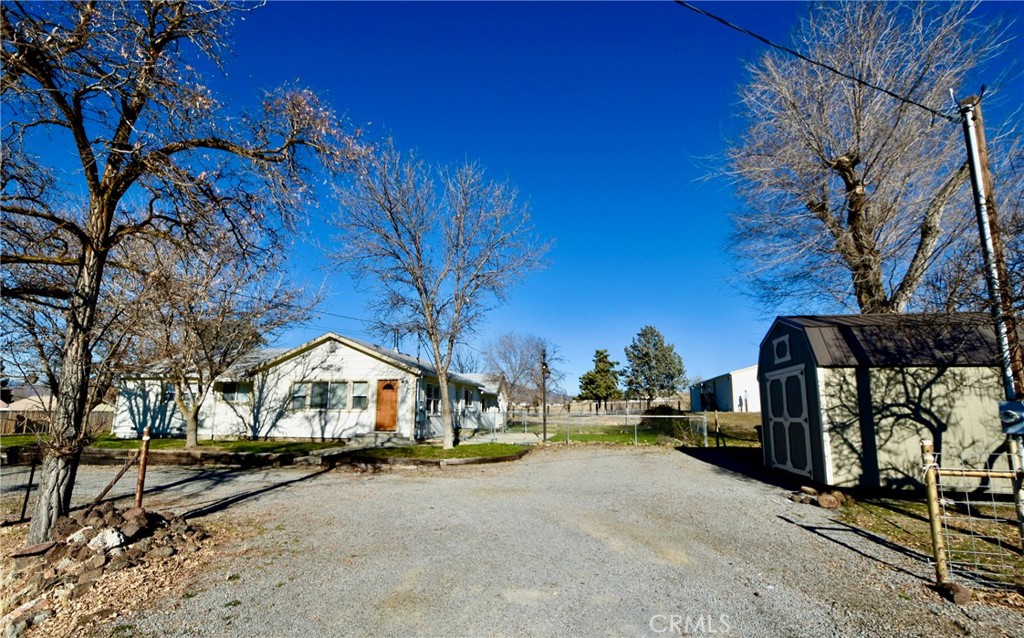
[672,0,958,123]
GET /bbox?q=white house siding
[112,335,499,442]
[114,339,425,440]
[419,382,488,439]
[111,378,213,438]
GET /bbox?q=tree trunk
[437,370,455,449]
[28,241,107,543]
[27,452,80,543]
[184,411,200,448]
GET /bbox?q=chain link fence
[502,408,709,446]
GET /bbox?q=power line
[673,0,957,123]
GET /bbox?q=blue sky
[217,1,1023,394]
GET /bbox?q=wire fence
[503,409,709,446]
[922,440,1024,590]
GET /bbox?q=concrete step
[345,432,414,449]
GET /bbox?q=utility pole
[959,94,1024,546]
[540,347,550,442]
[960,96,1024,397]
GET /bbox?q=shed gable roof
[775,313,1011,368]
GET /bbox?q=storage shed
[758,314,1010,488]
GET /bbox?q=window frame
[351,381,369,410]
[424,383,442,415]
[220,381,251,404]
[290,380,362,411]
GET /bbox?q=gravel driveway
[5,445,1022,637]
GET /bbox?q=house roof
[774,313,1014,368]
[123,332,488,390]
[460,373,502,397]
[239,333,488,390]
[3,395,55,412]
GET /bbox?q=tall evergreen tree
[577,349,622,410]
[623,326,686,408]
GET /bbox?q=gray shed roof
[775,313,1015,368]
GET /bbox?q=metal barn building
[757,314,1009,488]
[690,365,760,413]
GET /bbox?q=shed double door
[765,365,813,478]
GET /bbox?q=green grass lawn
[512,411,763,447]
[0,434,44,448]
[88,435,345,454]
[355,443,524,460]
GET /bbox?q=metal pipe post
[921,440,949,585]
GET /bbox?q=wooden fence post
[135,426,151,509]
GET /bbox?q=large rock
[87,528,126,553]
[65,527,93,546]
[817,493,841,509]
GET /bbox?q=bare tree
[2,238,159,425]
[727,2,1019,314]
[484,332,564,407]
[484,333,544,406]
[1,1,356,543]
[133,233,315,449]
[330,140,548,449]
[450,344,482,375]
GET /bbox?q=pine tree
[623,326,686,408]
[577,350,622,410]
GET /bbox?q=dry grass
[840,495,1024,594]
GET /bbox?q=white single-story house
[460,373,506,412]
[758,314,1011,489]
[690,365,760,413]
[111,333,503,441]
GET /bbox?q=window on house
[290,383,309,411]
[162,382,175,404]
[329,382,348,410]
[425,383,441,414]
[310,382,330,409]
[351,382,369,410]
[291,381,359,410]
[220,382,251,403]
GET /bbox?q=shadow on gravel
[676,446,805,491]
[76,467,254,511]
[181,468,331,520]
[779,515,931,582]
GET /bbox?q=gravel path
[5,446,1023,637]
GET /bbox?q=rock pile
[1,502,207,638]
[789,485,849,509]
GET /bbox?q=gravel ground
[4,445,1023,637]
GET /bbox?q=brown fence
[0,410,113,436]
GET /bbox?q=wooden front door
[375,380,398,432]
